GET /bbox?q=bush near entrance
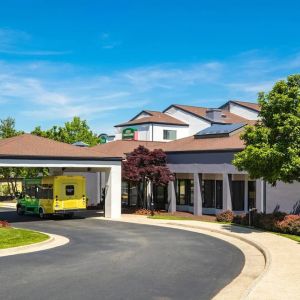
[216,211,300,236]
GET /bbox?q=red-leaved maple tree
[122,146,174,208]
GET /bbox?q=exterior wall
[63,171,100,206]
[115,123,188,142]
[229,103,259,120]
[115,124,152,141]
[266,181,300,214]
[152,124,188,142]
[167,151,239,166]
[134,112,151,120]
[164,106,211,135]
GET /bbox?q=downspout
[152,124,154,141]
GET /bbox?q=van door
[61,184,78,209]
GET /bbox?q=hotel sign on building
[122,128,138,140]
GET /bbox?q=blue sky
[0,0,300,134]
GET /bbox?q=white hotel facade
[79,100,300,216]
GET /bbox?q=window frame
[163,129,177,140]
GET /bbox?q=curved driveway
[0,208,244,300]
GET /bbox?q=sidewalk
[0,202,16,209]
[106,214,300,300]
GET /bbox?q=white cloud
[0,28,70,56]
[0,50,299,133]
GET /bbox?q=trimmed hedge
[216,210,300,236]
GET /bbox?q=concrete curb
[0,230,69,257]
[166,223,271,299]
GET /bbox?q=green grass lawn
[0,228,49,249]
[273,232,300,243]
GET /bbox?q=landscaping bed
[216,210,300,241]
[0,221,49,249]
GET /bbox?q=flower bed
[216,211,300,236]
[0,220,10,228]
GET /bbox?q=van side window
[66,185,75,196]
[40,184,53,199]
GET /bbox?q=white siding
[152,124,188,142]
[115,124,152,141]
[229,103,259,120]
[164,106,211,135]
[134,112,151,120]
[266,181,300,214]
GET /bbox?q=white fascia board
[0,159,121,168]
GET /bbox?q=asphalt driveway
[0,208,244,300]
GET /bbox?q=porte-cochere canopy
[0,134,122,218]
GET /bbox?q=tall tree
[32,117,100,146]
[0,118,45,197]
[233,74,300,185]
[0,117,23,138]
[122,146,174,208]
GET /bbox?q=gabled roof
[164,104,248,124]
[92,140,167,158]
[163,130,245,153]
[115,111,188,127]
[0,134,121,160]
[220,100,261,112]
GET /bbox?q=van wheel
[17,206,24,216]
[39,208,45,219]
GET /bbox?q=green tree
[233,74,300,185]
[0,117,45,197]
[0,117,23,138]
[32,117,100,146]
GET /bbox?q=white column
[105,165,121,218]
[168,181,176,213]
[223,173,232,210]
[193,173,202,215]
[244,176,248,213]
[256,179,264,213]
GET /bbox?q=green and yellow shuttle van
[16,176,87,218]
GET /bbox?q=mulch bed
[122,207,216,221]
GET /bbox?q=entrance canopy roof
[0,134,121,161]
[0,134,122,169]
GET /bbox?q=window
[202,180,223,209]
[216,180,223,209]
[163,130,177,140]
[153,185,168,210]
[121,181,129,206]
[231,181,245,211]
[38,184,53,199]
[176,179,193,206]
[248,181,256,209]
[65,185,75,196]
[203,180,215,208]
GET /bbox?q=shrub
[233,214,249,226]
[0,220,10,228]
[216,210,234,222]
[275,215,300,236]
